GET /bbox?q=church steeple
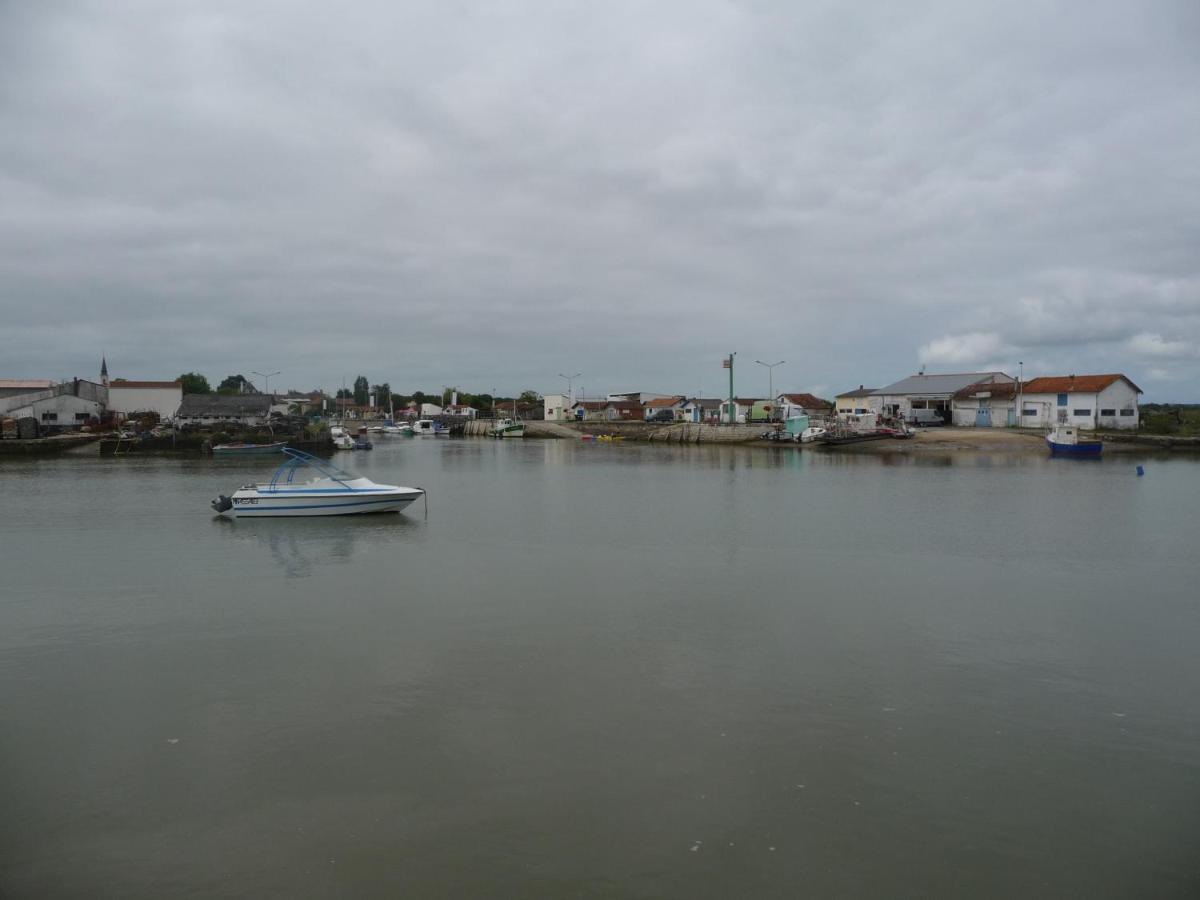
[100,356,109,387]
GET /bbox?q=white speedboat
[381,422,414,436]
[211,448,423,518]
[799,426,827,443]
[412,419,450,437]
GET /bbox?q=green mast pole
[727,352,736,424]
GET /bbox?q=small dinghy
[211,448,423,517]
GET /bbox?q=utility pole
[724,352,737,424]
[755,360,785,413]
[1018,361,1023,428]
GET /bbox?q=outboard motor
[211,495,233,513]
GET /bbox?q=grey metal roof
[875,372,1011,397]
[836,387,877,398]
[177,394,273,416]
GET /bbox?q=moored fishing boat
[489,417,525,438]
[211,448,423,517]
[1046,424,1102,457]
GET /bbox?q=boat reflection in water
[212,514,421,578]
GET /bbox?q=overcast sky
[2,1,1198,400]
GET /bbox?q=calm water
[1,439,1198,898]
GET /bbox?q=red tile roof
[0,379,53,390]
[109,380,182,389]
[643,396,684,408]
[1022,374,1141,394]
[953,381,1019,400]
[779,393,833,408]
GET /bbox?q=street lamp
[558,372,581,407]
[251,370,280,397]
[755,360,785,409]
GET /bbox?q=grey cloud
[2,1,1198,399]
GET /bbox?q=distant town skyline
[2,1,1197,401]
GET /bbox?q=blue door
[975,405,992,427]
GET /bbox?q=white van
[908,409,945,427]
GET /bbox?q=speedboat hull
[215,489,421,516]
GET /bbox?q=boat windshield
[266,447,358,490]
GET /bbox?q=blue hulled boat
[1046,424,1102,458]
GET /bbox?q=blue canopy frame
[267,447,357,490]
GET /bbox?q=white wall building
[176,394,272,426]
[874,372,1014,421]
[951,381,1019,427]
[718,398,763,424]
[107,380,183,420]
[835,387,879,417]
[1018,374,1142,429]
[543,393,571,421]
[8,393,105,430]
[681,398,722,423]
[419,403,443,417]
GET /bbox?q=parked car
[908,409,945,427]
[647,409,675,423]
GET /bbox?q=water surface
[1,439,1198,897]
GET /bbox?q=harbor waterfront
[2,439,1199,897]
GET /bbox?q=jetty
[463,418,767,443]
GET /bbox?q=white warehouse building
[1018,374,1142,430]
[107,380,183,420]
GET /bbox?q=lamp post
[558,372,581,405]
[251,370,280,397]
[559,372,581,420]
[755,360,785,413]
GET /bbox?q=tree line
[176,372,541,410]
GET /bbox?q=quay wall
[463,419,766,443]
[0,434,100,455]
